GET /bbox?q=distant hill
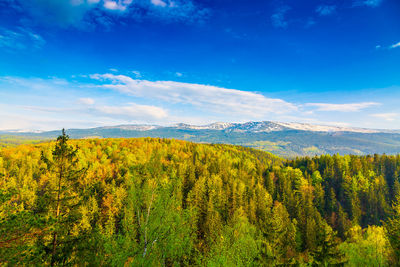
[2,121,400,157]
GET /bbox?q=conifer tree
[40,129,84,265]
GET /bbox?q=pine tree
[312,221,343,265]
[266,201,297,264]
[40,129,84,265]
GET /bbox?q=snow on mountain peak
[170,121,385,133]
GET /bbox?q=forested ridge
[6,124,400,157]
[1,132,400,266]
[0,135,46,148]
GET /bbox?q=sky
[0,0,399,131]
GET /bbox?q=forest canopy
[0,132,399,265]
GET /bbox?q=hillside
[0,135,48,148]
[3,121,400,157]
[1,134,399,265]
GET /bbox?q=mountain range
[2,121,400,157]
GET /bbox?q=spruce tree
[40,129,84,265]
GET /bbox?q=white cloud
[371,113,398,121]
[316,5,336,16]
[375,42,400,50]
[21,100,166,121]
[390,42,400,49]
[151,0,167,7]
[90,73,297,118]
[78,97,95,105]
[306,102,380,112]
[103,0,128,11]
[0,101,167,130]
[0,75,173,130]
[175,72,183,77]
[2,75,397,131]
[95,103,168,120]
[10,0,207,29]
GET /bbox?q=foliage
[340,225,393,266]
[0,135,46,148]
[384,194,400,263]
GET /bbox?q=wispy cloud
[316,5,336,16]
[96,103,168,120]
[22,101,166,120]
[145,0,210,23]
[151,0,167,7]
[90,73,298,118]
[78,97,95,105]
[305,18,316,28]
[389,42,400,49]
[0,108,107,131]
[271,6,290,29]
[305,102,380,112]
[0,27,45,51]
[371,113,398,121]
[224,28,248,39]
[131,70,142,78]
[375,41,400,50]
[353,0,383,7]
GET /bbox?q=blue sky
[0,0,399,130]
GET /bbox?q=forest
[0,135,46,148]
[1,131,400,266]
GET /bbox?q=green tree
[265,201,296,265]
[40,129,85,265]
[384,193,400,262]
[312,221,343,265]
[205,208,261,266]
[340,225,393,266]
[104,166,194,266]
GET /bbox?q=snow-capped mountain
[167,121,388,134]
[101,125,161,131]
[272,122,382,134]
[1,121,398,134]
[172,122,234,130]
[3,120,400,157]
